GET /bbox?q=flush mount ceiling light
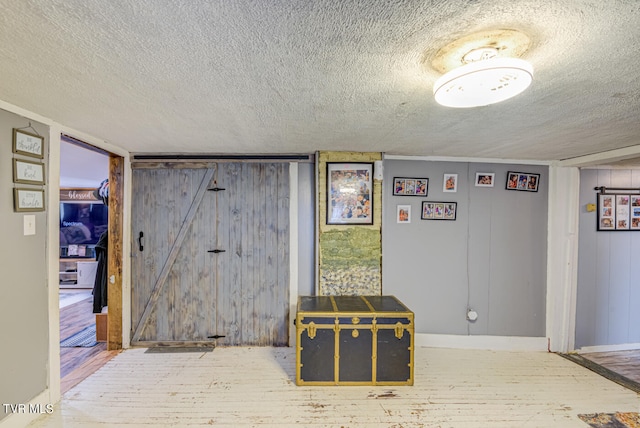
[433,53,533,108]
[430,30,534,108]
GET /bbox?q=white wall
[60,138,109,188]
[297,162,315,296]
[576,169,640,349]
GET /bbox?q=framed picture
[616,195,630,230]
[13,188,45,212]
[326,162,373,225]
[475,172,495,187]
[393,177,428,196]
[397,205,411,223]
[13,128,44,158]
[597,194,615,230]
[443,173,458,192]
[13,158,45,185]
[596,193,640,231]
[506,171,540,192]
[421,201,457,221]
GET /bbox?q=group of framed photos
[396,201,458,224]
[393,174,458,223]
[597,193,640,231]
[326,163,543,226]
[393,171,539,195]
[392,170,540,223]
[12,128,46,212]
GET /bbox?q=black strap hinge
[207,187,226,192]
[208,249,226,254]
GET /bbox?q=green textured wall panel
[317,151,382,296]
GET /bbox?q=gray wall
[576,169,640,349]
[0,110,49,421]
[382,160,548,337]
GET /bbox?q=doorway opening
[58,135,120,393]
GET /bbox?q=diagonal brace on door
[132,167,216,343]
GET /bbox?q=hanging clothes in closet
[92,179,109,313]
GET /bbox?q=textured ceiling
[1,1,639,163]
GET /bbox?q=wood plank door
[130,163,290,346]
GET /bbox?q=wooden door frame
[107,155,124,350]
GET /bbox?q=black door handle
[138,231,144,252]
[208,249,226,253]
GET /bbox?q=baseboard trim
[415,333,548,351]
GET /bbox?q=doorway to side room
[58,135,119,393]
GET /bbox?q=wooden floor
[580,350,640,384]
[50,291,640,426]
[59,291,119,394]
[29,346,639,427]
[559,349,640,395]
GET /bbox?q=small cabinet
[59,258,98,288]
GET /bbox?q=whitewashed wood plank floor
[29,346,639,427]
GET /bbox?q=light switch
[24,215,36,235]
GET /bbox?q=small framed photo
[443,174,458,192]
[475,173,495,187]
[506,171,540,192]
[326,162,373,225]
[616,195,630,230]
[421,201,457,221]
[13,188,45,212]
[13,128,44,159]
[13,158,45,185]
[597,194,615,230]
[397,205,411,223]
[393,177,428,196]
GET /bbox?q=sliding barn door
[131,163,290,346]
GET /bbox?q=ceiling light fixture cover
[433,57,533,108]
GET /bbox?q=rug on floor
[59,290,92,309]
[579,412,640,428]
[60,324,97,347]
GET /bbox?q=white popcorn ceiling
[1,0,640,163]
